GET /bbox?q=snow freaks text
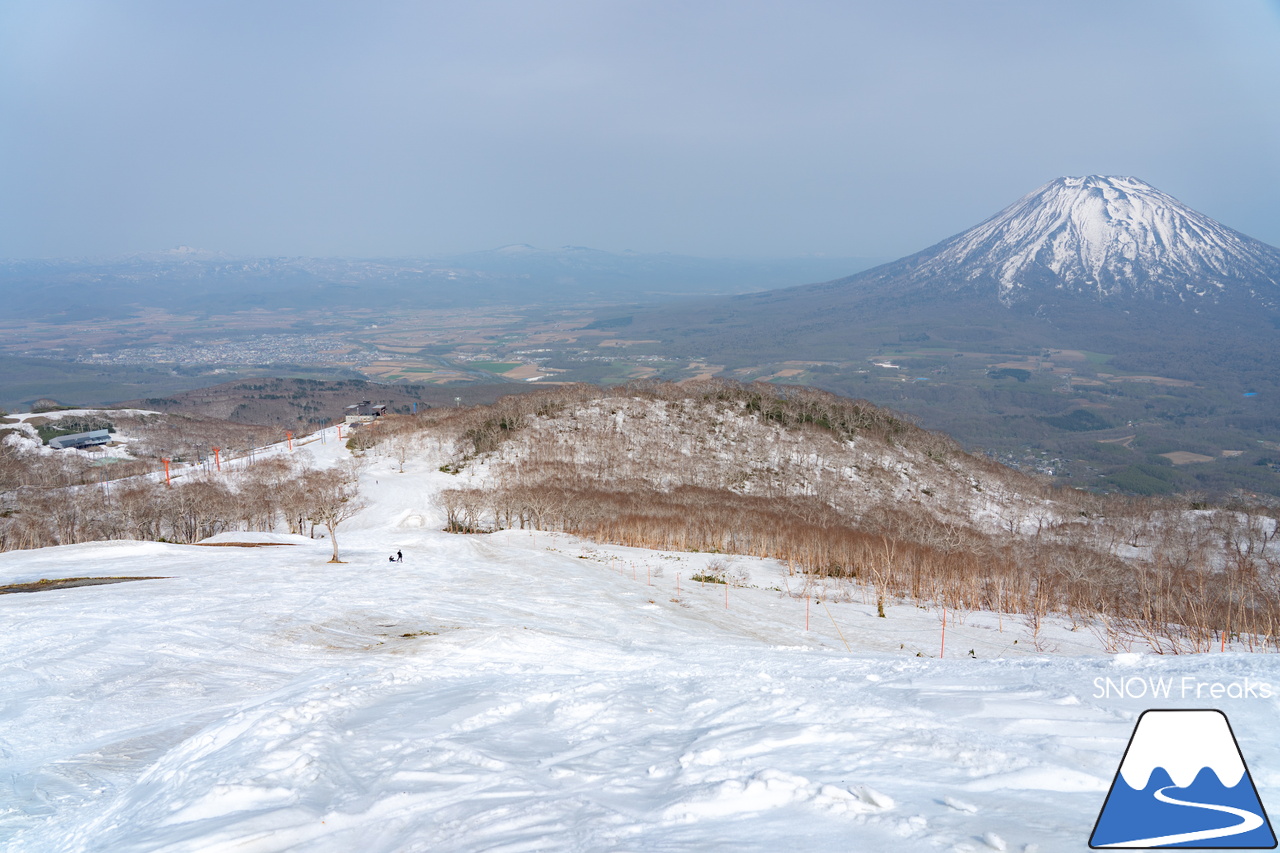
[1092,677,1275,701]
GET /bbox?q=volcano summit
[851,175,1280,308]
[631,174,1280,359]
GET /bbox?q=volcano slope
[615,177,1280,496]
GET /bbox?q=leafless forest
[0,412,361,557]
[420,381,1280,653]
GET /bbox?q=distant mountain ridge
[0,247,881,321]
[835,175,1280,308]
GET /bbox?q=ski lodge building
[48,429,112,450]
[344,402,387,425]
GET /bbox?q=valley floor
[3,432,1279,852]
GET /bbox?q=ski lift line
[820,599,851,652]
[81,424,341,492]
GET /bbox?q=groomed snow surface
[3,429,1279,852]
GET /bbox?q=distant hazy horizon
[3,1,1278,261]
[0,243,887,264]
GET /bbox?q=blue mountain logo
[1091,709,1276,848]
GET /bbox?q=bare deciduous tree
[304,464,366,563]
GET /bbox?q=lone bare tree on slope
[306,464,365,563]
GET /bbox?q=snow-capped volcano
[885,175,1280,306]
[1117,710,1246,790]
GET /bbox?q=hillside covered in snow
[3,383,1280,851]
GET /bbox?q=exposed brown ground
[680,363,725,383]
[990,360,1047,371]
[500,364,547,381]
[1161,451,1215,465]
[191,542,299,547]
[1114,376,1196,387]
[0,576,167,595]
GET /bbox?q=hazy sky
[2,1,1278,260]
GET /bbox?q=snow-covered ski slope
[3,429,1279,852]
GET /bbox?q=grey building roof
[49,429,112,449]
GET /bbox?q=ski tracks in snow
[30,627,1116,852]
[5,490,1279,851]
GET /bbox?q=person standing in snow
[397,550,403,562]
